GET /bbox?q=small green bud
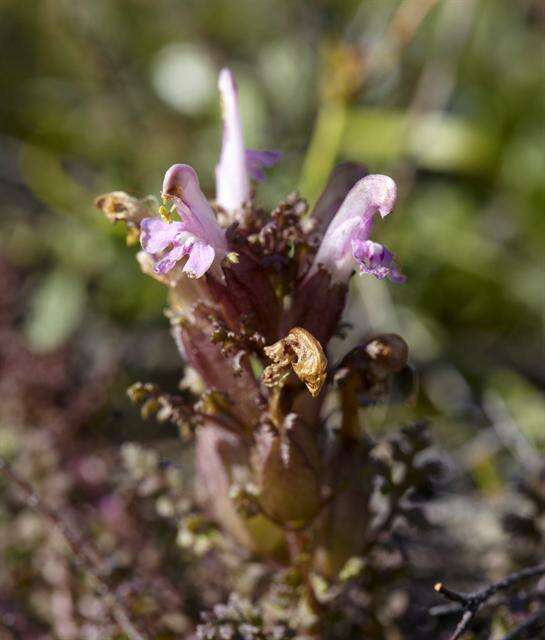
[339,556,366,581]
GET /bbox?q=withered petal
[262,327,327,397]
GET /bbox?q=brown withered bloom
[262,327,328,398]
[95,191,156,245]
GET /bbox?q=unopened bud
[127,381,159,404]
[225,251,240,264]
[252,416,321,527]
[364,334,408,372]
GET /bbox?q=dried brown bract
[95,191,156,244]
[262,327,327,397]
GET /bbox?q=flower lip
[245,149,282,182]
[140,217,185,255]
[162,163,201,197]
[162,164,205,213]
[334,174,397,227]
[162,163,227,245]
[352,239,406,283]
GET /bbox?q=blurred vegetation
[0,0,543,475]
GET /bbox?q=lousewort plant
[97,68,435,637]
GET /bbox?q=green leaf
[341,107,497,174]
[24,269,86,352]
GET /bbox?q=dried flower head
[263,327,327,397]
[94,191,156,244]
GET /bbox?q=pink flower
[141,69,281,278]
[310,174,405,284]
[215,68,280,213]
[140,165,227,277]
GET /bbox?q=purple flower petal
[182,241,215,279]
[215,68,250,213]
[140,218,185,254]
[154,242,192,274]
[162,164,225,246]
[310,162,368,236]
[352,239,406,283]
[245,149,282,182]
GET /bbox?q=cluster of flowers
[97,68,416,634]
[139,68,404,285]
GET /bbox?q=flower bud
[252,415,321,527]
[338,334,409,375]
[310,161,368,237]
[216,68,250,214]
[335,334,410,407]
[216,69,280,218]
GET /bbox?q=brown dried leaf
[95,191,155,237]
[263,327,327,397]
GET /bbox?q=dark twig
[434,563,545,640]
[430,589,545,618]
[0,456,147,640]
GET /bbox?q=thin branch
[433,563,545,640]
[430,589,545,618]
[0,456,147,640]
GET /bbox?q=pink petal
[310,174,398,283]
[332,175,397,230]
[162,164,227,255]
[140,218,184,254]
[183,241,215,279]
[245,149,282,182]
[154,243,191,274]
[215,68,250,213]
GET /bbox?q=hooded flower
[140,164,227,278]
[215,68,280,213]
[310,174,405,284]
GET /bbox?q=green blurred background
[0,0,543,480]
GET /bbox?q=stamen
[159,205,172,223]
